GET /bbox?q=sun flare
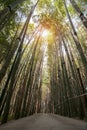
[42,29,51,38]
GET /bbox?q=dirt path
[0,114,87,130]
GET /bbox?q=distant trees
[47,32,87,118]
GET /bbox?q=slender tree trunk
[69,0,87,28]
[77,68,87,118]
[59,39,71,117]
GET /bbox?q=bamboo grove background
[0,0,87,124]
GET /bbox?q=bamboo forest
[0,0,87,128]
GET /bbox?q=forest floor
[0,113,87,130]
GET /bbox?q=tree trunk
[69,0,87,28]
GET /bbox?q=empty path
[0,114,87,130]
